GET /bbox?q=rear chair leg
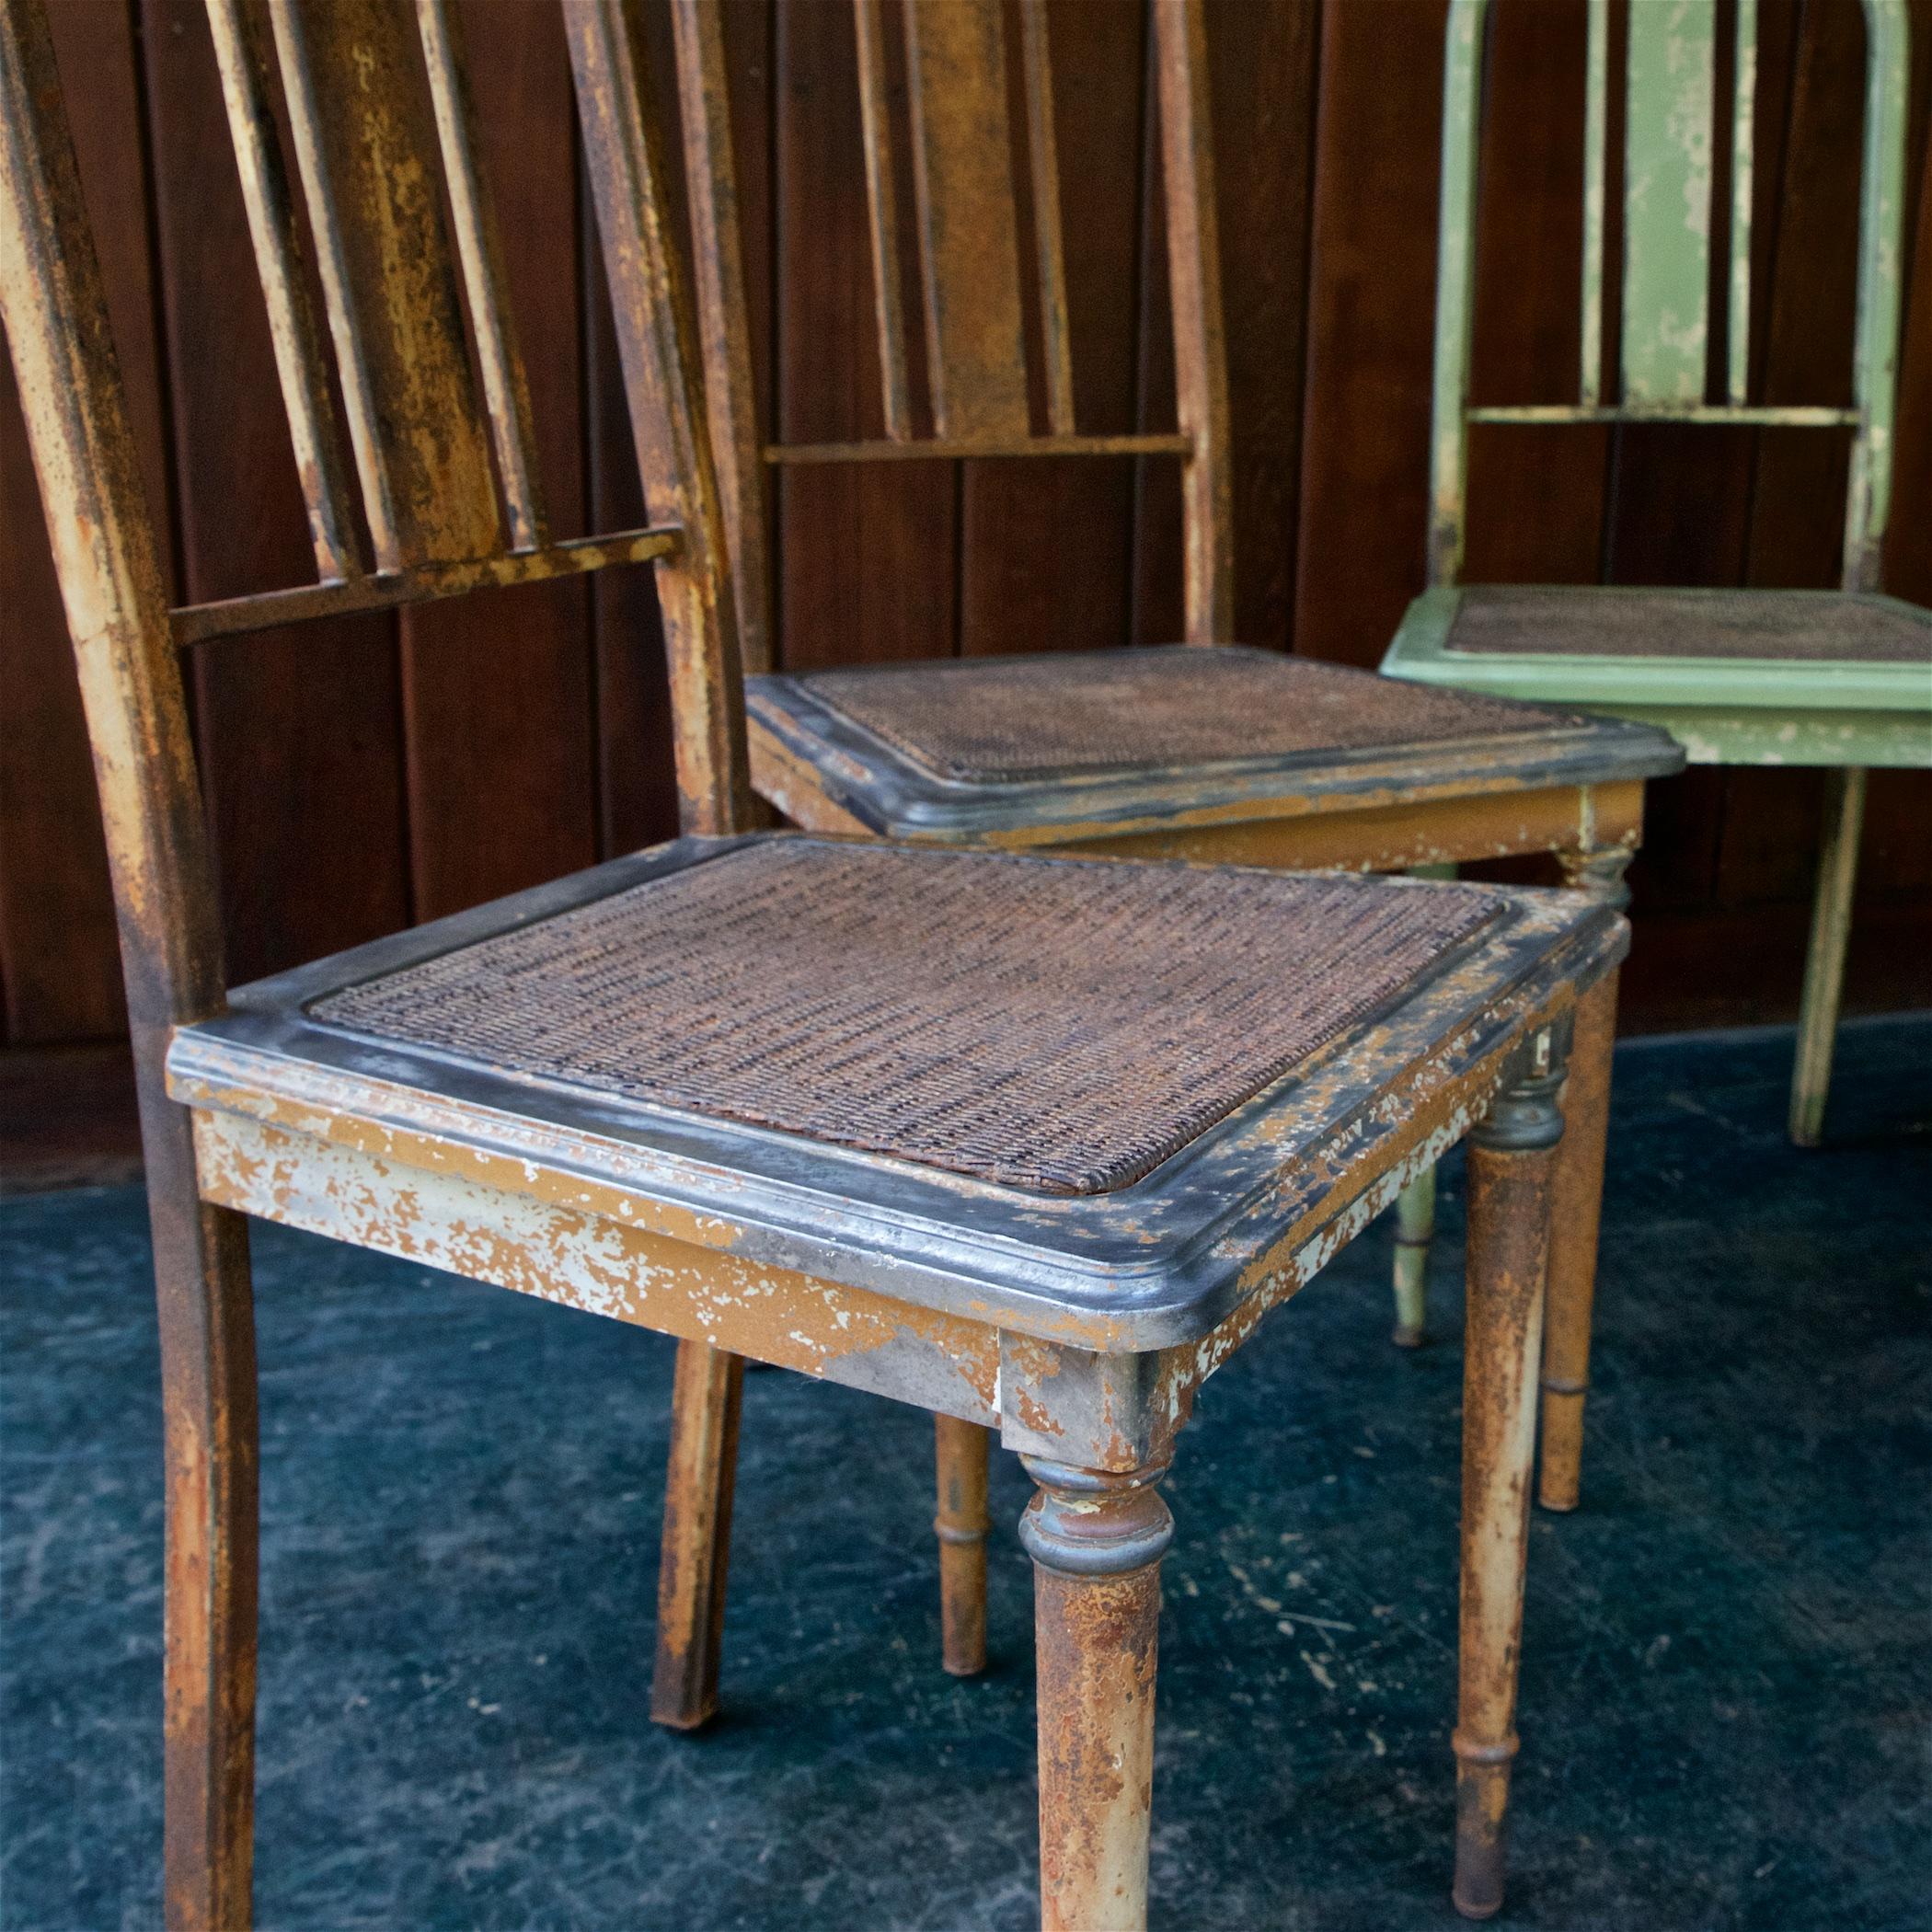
[147,1087,259,1932]
[1392,1167,1436,1347]
[1789,767,1866,1148]
[1391,862,1458,1345]
[651,1340,744,1730]
[1019,1455,1173,1932]
[934,1417,992,1675]
[1455,1040,1565,1921]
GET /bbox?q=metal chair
[1,0,1619,1922]
[1383,0,1930,1153]
[671,0,1683,1645]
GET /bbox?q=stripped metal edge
[1565,704,1931,769]
[164,835,1626,1351]
[1385,587,1932,713]
[741,650,1684,843]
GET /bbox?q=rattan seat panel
[1445,587,1932,663]
[309,840,1502,1195]
[796,648,1587,784]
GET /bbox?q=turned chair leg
[1390,861,1458,1347]
[147,1091,259,1932]
[651,1340,744,1730]
[934,1417,992,1675]
[1535,966,1618,1512]
[1019,1455,1173,1932]
[1454,1045,1565,1921]
[1789,766,1866,1148]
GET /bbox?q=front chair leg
[934,1417,992,1675]
[1390,861,1459,1347]
[1018,1455,1174,1932]
[148,1093,259,1932]
[1454,1042,1566,1921]
[651,1340,745,1730]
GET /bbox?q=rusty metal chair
[2,0,1621,1923]
[668,0,1685,1664]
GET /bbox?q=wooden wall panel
[0,0,1926,1051]
[1294,0,1446,669]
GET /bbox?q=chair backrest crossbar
[0,0,750,1051]
[1431,0,1910,592]
[675,0,1234,669]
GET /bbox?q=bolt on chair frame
[1383,0,1929,1148]
[673,0,1681,1618]
[1,0,1622,1924]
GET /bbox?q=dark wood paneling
[1294,0,1446,669]
[0,0,1926,1052]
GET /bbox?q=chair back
[0,0,747,1044]
[672,0,1234,671]
[1430,0,1910,592]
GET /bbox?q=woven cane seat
[794,646,1587,785]
[311,839,1502,1195]
[1443,587,1932,663]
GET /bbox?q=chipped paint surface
[193,1109,999,1423]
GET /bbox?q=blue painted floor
[3,1018,1929,1931]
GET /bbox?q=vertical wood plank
[852,0,914,440]
[397,0,597,923]
[0,0,164,1042]
[1621,0,1716,405]
[143,0,411,984]
[776,0,957,672]
[1294,0,1448,666]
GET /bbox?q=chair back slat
[415,0,548,551]
[1620,0,1716,407]
[903,0,1031,441]
[264,0,502,571]
[1017,0,1074,436]
[1579,0,1609,406]
[1728,0,1759,404]
[205,0,365,581]
[852,0,914,441]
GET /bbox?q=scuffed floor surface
[3,1018,1928,1931]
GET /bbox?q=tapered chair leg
[1019,1455,1173,1932]
[1535,966,1618,1512]
[934,1417,992,1675]
[1454,1047,1565,1922]
[651,1340,745,1730]
[1789,766,1866,1148]
[1389,861,1459,1347]
[147,1093,259,1932]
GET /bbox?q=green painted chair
[1383,0,1930,1147]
